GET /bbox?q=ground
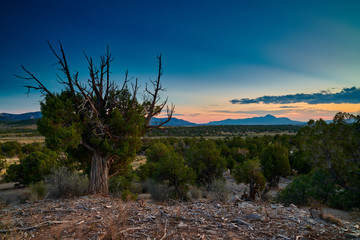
[1,191,359,239]
[0,171,359,239]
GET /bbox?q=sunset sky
[0,0,359,123]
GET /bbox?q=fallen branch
[0,221,68,233]
[160,219,168,240]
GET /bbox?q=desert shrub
[185,139,226,185]
[232,158,266,200]
[121,189,138,201]
[328,187,360,210]
[1,141,21,158]
[209,179,229,202]
[260,144,291,187]
[46,166,89,198]
[29,181,47,201]
[276,174,311,206]
[146,179,171,202]
[140,142,195,200]
[0,156,6,172]
[289,149,312,174]
[21,142,44,155]
[4,150,58,184]
[154,152,195,200]
[188,187,202,200]
[109,171,141,197]
[277,169,360,210]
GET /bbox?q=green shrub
[277,169,360,210]
[260,144,291,187]
[232,158,265,200]
[109,171,141,197]
[4,151,58,184]
[0,157,6,172]
[185,139,226,185]
[121,189,138,201]
[46,167,89,198]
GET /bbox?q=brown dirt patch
[1,195,359,239]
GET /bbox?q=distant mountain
[207,114,305,125]
[0,111,306,126]
[0,111,42,121]
[150,117,197,127]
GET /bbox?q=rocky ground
[0,193,359,240]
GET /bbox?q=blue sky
[0,0,359,123]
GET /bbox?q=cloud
[279,106,300,109]
[230,87,360,105]
[189,113,201,117]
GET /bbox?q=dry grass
[0,136,44,143]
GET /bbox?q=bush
[1,141,21,158]
[4,151,58,184]
[0,157,6,172]
[109,171,141,197]
[29,181,47,201]
[188,187,202,200]
[46,167,89,198]
[185,139,226,185]
[146,179,171,202]
[232,158,265,200]
[260,144,291,187]
[121,189,138,201]
[209,179,229,202]
[276,169,360,210]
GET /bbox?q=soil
[0,174,359,239]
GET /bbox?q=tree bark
[89,151,109,194]
[249,178,256,200]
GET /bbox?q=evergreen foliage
[185,139,226,186]
[260,144,291,187]
[232,158,266,200]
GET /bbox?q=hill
[150,117,197,126]
[0,112,306,126]
[207,114,305,125]
[0,112,42,121]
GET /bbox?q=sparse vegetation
[45,167,89,198]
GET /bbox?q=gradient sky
[1,0,359,123]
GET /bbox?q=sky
[0,0,359,123]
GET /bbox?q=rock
[310,209,322,219]
[177,221,187,228]
[244,213,262,220]
[289,204,297,209]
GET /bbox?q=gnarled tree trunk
[89,151,109,194]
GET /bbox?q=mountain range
[0,112,42,121]
[0,111,306,126]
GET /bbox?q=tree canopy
[17,42,174,194]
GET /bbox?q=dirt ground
[0,194,359,240]
[0,172,359,239]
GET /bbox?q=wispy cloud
[279,106,300,109]
[230,87,360,105]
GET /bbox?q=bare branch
[16,65,52,96]
[145,54,174,128]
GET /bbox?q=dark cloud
[279,106,300,109]
[230,87,360,105]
